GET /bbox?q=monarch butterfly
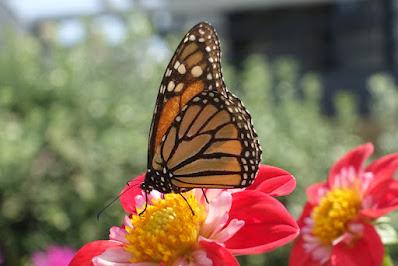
[140,22,262,202]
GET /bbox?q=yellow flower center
[124,193,206,265]
[311,188,361,245]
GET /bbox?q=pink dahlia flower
[290,143,398,266]
[70,164,299,266]
[32,245,75,266]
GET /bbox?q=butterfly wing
[147,22,225,171]
[160,89,262,189]
[145,22,262,193]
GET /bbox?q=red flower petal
[225,190,299,255]
[289,236,323,266]
[331,223,383,266]
[364,153,398,194]
[361,179,398,218]
[120,174,145,213]
[69,240,122,266]
[199,240,239,266]
[296,202,314,227]
[328,143,373,188]
[306,182,328,205]
[248,165,296,196]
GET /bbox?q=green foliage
[233,55,398,264]
[0,14,164,265]
[0,14,397,265]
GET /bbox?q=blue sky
[7,0,102,21]
[4,0,169,58]
[5,0,132,45]
[6,0,132,21]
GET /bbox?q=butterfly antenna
[201,188,209,204]
[179,193,195,216]
[96,181,140,220]
[138,191,148,216]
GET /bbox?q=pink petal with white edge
[120,174,145,213]
[92,246,132,266]
[289,236,323,266]
[296,203,315,227]
[201,191,232,239]
[225,190,299,255]
[247,165,296,197]
[210,218,245,243]
[70,240,123,266]
[134,194,146,210]
[328,143,373,189]
[172,249,212,266]
[199,240,239,266]
[109,226,128,243]
[306,182,329,205]
[123,215,133,229]
[361,179,398,218]
[364,153,398,195]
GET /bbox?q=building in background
[158,0,397,114]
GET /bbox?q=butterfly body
[140,22,262,195]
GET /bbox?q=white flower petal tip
[201,191,233,237]
[150,190,161,200]
[348,223,364,234]
[109,226,128,243]
[311,245,331,265]
[135,195,145,210]
[172,250,213,266]
[212,219,245,243]
[92,246,132,266]
[123,215,133,228]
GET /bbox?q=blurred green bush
[0,13,397,265]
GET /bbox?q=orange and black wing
[147,22,225,170]
[160,90,262,189]
[145,22,262,193]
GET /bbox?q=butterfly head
[142,168,181,194]
[140,170,156,193]
[139,181,153,194]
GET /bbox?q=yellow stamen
[311,188,361,245]
[124,193,206,265]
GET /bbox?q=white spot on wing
[175,83,184,92]
[174,61,181,69]
[191,66,203,77]
[160,85,166,93]
[177,64,186,74]
[167,81,175,91]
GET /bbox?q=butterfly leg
[138,192,148,216]
[201,188,209,204]
[179,193,195,215]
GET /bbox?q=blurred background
[0,0,397,265]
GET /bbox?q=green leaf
[383,249,394,266]
[376,222,398,245]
